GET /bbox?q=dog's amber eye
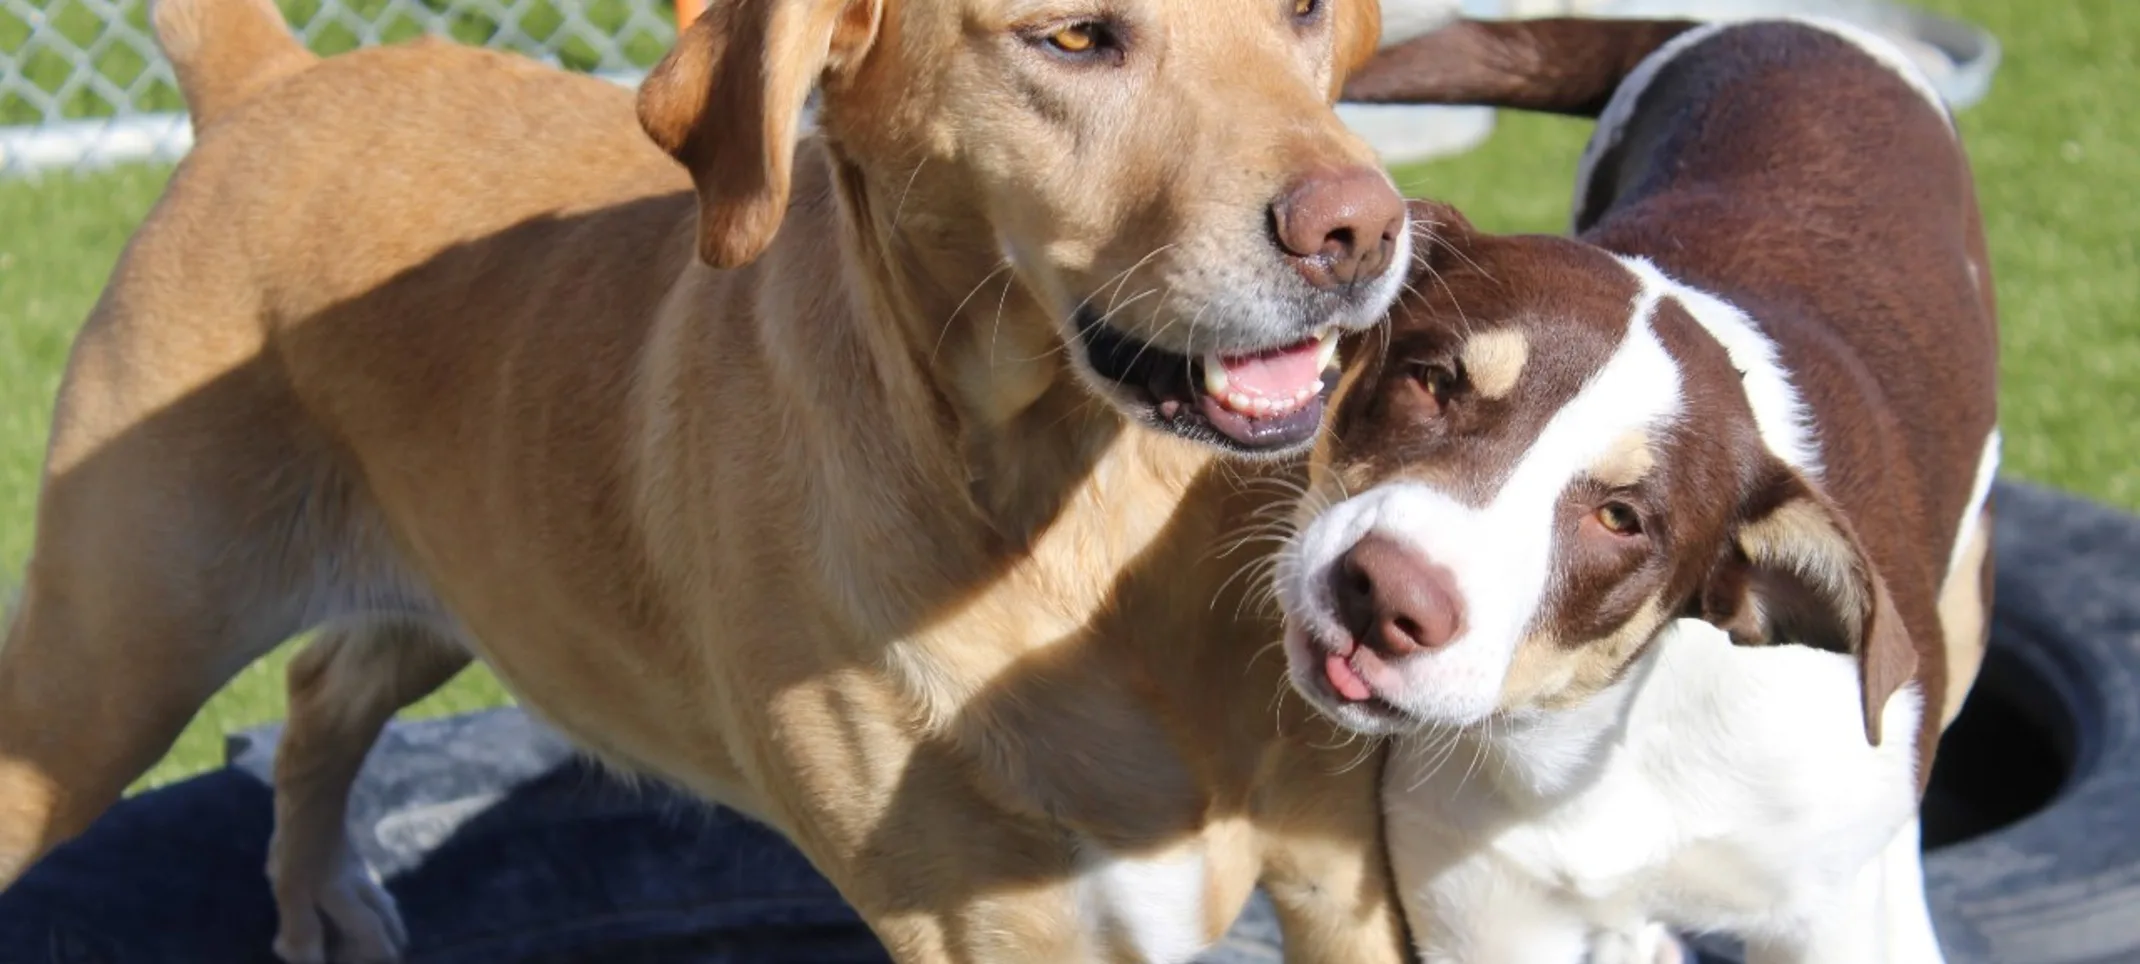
[1595,502,1643,536]
[1046,23,1100,54]
[1293,0,1320,18]
[1408,361,1457,404]
[1028,18,1126,64]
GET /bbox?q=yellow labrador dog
[0,0,1419,960]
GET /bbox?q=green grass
[2,0,677,126]
[1,0,2136,785]
[0,163,515,788]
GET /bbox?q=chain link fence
[0,0,680,177]
[0,0,1999,180]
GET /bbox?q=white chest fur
[1074,840,1213,963]
[1382,621,1931,963]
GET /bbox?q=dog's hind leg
[269,620,468,964]
[0,564,274,883]
[0,380,324,886]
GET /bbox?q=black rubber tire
[1916,479,2140,964]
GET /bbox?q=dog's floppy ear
[638,0,883,269]
[1328,0,1384,100]
[1696,465,1918,747]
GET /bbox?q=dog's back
[0,0,708,884]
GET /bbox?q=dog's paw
[270,859,408,964]
[1588,923,1685,964]
[1638,923,1686,964]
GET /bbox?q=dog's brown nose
[1270,166,1406,290]
[1331,534,1464,658]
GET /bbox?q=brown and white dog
[1277,17,2000,962]
[0,0,1422,960]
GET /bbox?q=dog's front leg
[1876,818,1947,964]
[1251,735,1410,964]
[1384,825,1592,964]
[1744,817,1945,964]
[1401,885,1593,964]
[744,690,1107,964]
[814,796,1114,963]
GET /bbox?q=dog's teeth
[1202,353,1229,395]
[1255,397,1277,416]
[1315,333,1340,372]
[1227,391,1253,413]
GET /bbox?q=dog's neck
[671,143,1304,845]
[1454,643,1663,807]
[816,141,1221,543]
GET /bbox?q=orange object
[675,0,704,30]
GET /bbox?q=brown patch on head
[1307,206,1928,731]
[1459,329,1529,400]
[1317,201,1646,507]
[1307,206,1714,715]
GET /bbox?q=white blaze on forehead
[1617,255,1823,475]
[1572,17,1954,233]
[1279,281,1686,726]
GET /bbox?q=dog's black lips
[1073,307,1333,455]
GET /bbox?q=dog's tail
[1342,17,1702,118]
[152,0,318,131]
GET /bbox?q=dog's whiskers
[889,157,930,236]
[933,260,1017,364]
[1086,244,1176,324]
[988,257,1022,368]
[1404,725,1469,794]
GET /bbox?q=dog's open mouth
[1075,309,1339,453]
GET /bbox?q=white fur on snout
[1162,205,1416,352]
[1279,287,1684,729]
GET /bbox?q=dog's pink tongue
[1220,341,1324,399]
[1325,653,1374,703]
